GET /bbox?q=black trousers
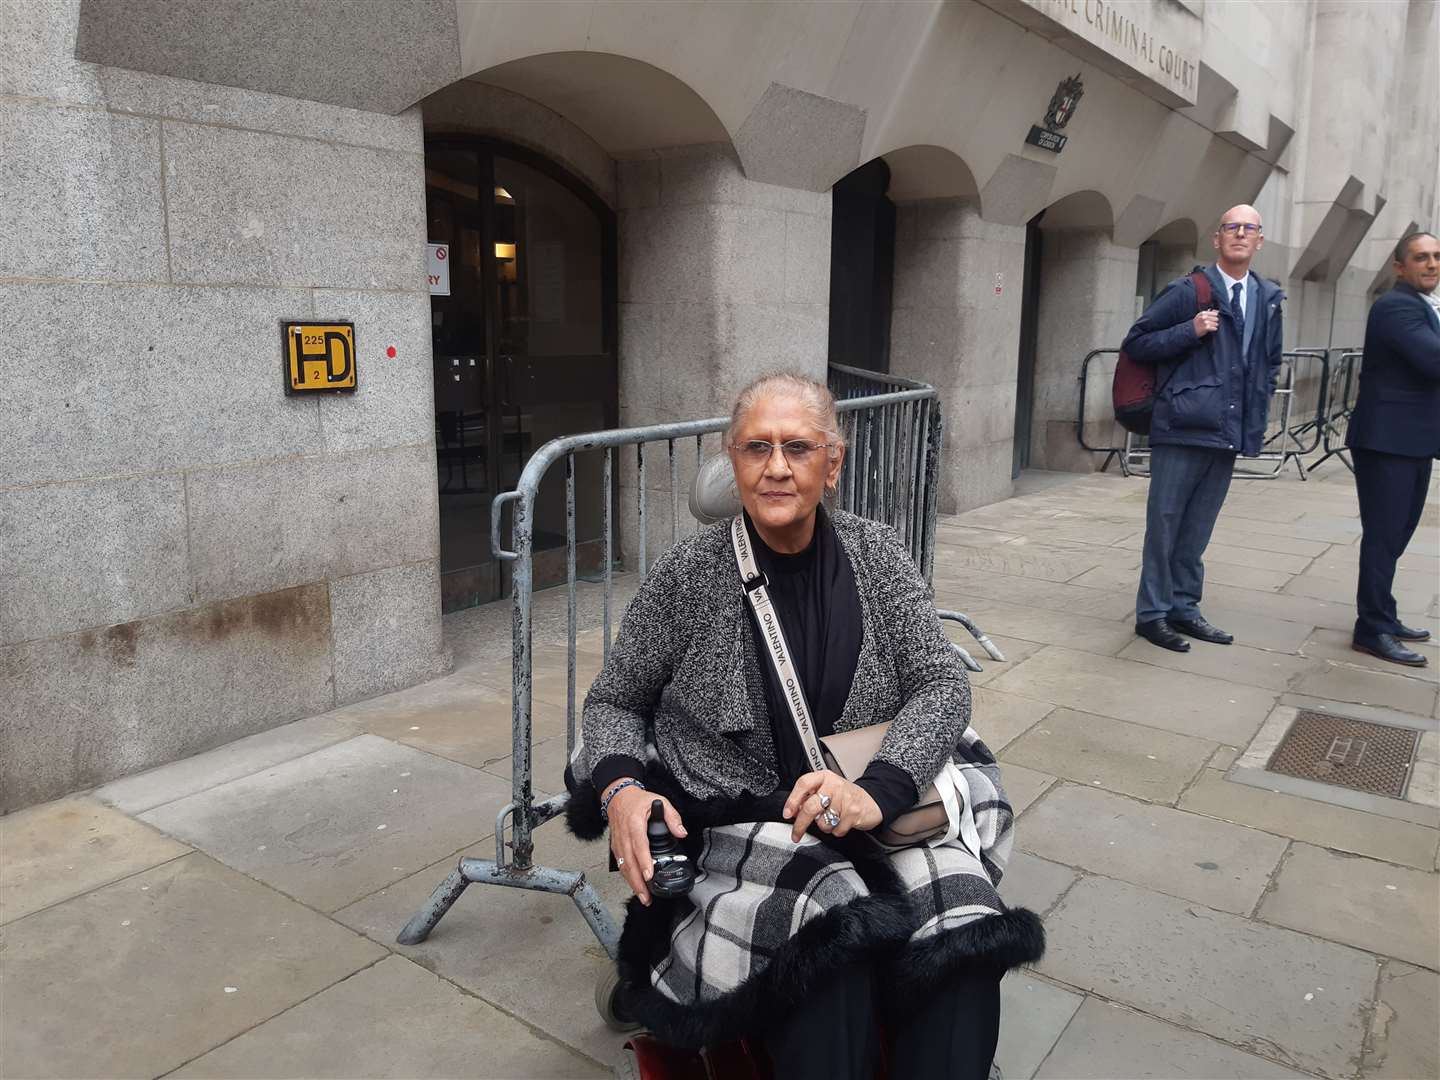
[762,964,1001,1080]
[1353,448,1433,640]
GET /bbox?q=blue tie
[1232,282,1245,344]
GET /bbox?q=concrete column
[1031,229,1141,472]
[889,199,1026,514]
[613,144,831,557]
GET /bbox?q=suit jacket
[1121,266,1285,456]
[576,512,971,802]
[1347,282,1440,458]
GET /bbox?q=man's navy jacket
[1121,266,1285,456]
[1346,282,1440,459]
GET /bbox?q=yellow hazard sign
[283,322,357,394]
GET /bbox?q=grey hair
[727,372,845,458]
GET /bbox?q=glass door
[426,141,617,611]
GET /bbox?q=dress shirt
[1216,266,1249,322]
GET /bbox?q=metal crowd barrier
[1076,346,1354,481]
[1309,349,1363,474]
[397,366,947,955]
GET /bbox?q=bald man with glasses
[1122,205,1286,653]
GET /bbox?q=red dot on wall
[386,345,398,359]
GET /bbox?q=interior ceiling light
[495,186,515,203]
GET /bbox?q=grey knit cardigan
[577,511,972,801]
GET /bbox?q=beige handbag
[730,517,974,852]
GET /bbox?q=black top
[741,508,916,825]
[594,509,917,826]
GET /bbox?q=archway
[1136,219,1201,302]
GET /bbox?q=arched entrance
[426,139,617,610]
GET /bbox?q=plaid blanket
[609,735,1042,1049]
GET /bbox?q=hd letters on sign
[283,322,357,395]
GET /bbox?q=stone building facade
[3,0,1436,810]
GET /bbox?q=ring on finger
[616,857,625,867]
[822,810,841,829]
[818,793,832,811]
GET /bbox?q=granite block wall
[613,143,832,558]
[0,0,447,811]
[1031,229,1141,472]
[890,198,1027,514]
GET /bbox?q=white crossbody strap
[731,516,827,773]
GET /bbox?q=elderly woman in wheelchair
[567,373,1042,1080]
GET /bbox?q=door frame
[425,136,619,609]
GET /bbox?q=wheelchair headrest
[689,453,741,524]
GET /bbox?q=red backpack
[1112,270,1212,435]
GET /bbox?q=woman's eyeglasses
[731,439,835,464]
[1218,222,1262,236]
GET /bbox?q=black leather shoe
[1136,619,1191,652]
[1353,634,1429,667]
[1394,624,1432,642]
[1170,616,1234,645]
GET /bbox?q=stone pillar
[1031,229,1141,472]
[613,144,831,557]
[889,199,1026,514]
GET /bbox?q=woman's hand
[783,770,882,842]
[604,782,687,906]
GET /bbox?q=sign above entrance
[978,0,1199,108]
[282,322,356,395]
[1026,73,1083,153]
[427,243,450,296]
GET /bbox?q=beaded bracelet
[599,778,645,821]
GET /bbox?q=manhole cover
[1267,711,1421,798]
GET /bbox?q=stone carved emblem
[1044,74,1084,130]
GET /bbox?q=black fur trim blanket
[569,775,1044,1049]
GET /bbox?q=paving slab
[1301,627,1439,674]
[994,974,1084,1080]
[1289,662,1438,717]
[1204,543,1315,574]
[0,853,385,1080]
[1283,567,1437,605]
[0,796,190,924]
[970,687,1055,752]
[957,635,1048,685]
[1117,637,1320,692]
[1206,582,1434,635]
[1033,997,1311,1079]
[1037,875,1379,1080]
[931,567,1136,621]
[1179,769,1439,870]
[931,543,1105,583]
[140,735,509,912]
[1000,709,1215,803]
[986,647,1277,746]
[998,850,1079,916]
[93,715,355,814]
[480,732,576,796]
[1258,843,1440,967]
[1208,744,1243,770]
[333,672,569,768]
[1362,961,1440,1080]
[930,596,1137,657]
[1072,560,1293,594]
[1194,606,1317,654]
[1018,784,1287,914]
[1003,763,1058,817]
[173,955,606,1078]
[332,827,629,1068]
[1180,526,1331,559]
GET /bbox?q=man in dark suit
[1346,231,1440,666]
[1123,205,1285,652]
